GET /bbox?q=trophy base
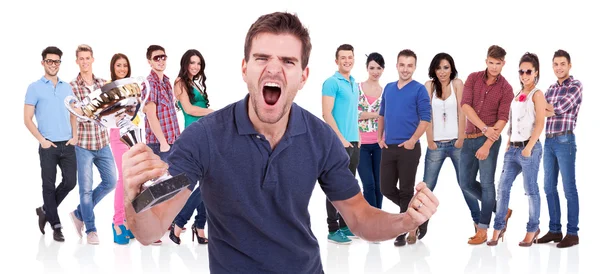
[131,173,191,214]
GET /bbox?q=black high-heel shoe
[169,223,181,245]
[192,224,208,244]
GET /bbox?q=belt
[545,130,573,139]
[510,140,530,148]
[466,132,484,139]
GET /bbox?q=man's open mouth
[263,82,281,106]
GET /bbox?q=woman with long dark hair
[419,53,479,241]
[108,53,140,245]
[169,49,214,245]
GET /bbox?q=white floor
[7,150,591,274]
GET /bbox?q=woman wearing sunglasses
[487,52,548,247]
[168,49,214,245]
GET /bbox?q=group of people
[26,44,213,246]
[320,44,581,249]
[26,11,580,274]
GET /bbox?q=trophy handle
[132,76,151,121]
[63,95,104,128]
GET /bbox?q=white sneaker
[87,232,99,245]
[70,211,84,238]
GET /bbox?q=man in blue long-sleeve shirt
[377,49,432,247]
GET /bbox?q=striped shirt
[545,76,583,134]
[70,73,110,150]
[142,70,180,144]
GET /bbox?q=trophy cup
[64,76,190,213]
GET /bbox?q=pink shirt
[358,84,381,144]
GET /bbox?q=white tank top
[510,88,538,142]
[432,82,458,141]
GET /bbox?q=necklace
[442,98,447,125]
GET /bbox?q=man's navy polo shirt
[167,94,361,273]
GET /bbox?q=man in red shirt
[459,45,514,245]
[140,45,181,245]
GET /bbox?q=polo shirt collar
[334,71,355,83]
[234,94,306,137]
[40,76,66,85]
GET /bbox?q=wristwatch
[482,126,488,134]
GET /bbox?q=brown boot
[536,231,563,244]
[468,228,488,245]
[557,234,579,248]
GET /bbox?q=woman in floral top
[357,52,385,209]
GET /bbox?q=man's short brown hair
[244,12,312,69]
[487,45,506,61]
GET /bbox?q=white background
[0,0,595,273]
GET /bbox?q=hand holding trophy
[64,76,190,213]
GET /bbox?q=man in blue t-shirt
[24,46,78,242]
[122,12,439,274]
[321,43,360,244]
[377,49,432,247]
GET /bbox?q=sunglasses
[152,54,167,62]
[518,69,533,76]
[44,59,62,65]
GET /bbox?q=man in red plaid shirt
[138,45,181,245]
[142,45,181,159]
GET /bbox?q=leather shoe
[36,207,47,235]
[536,231,563,244]
[53,228,65,242]
[468,228,488,245]
[557,234,579,248]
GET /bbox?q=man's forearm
[147,114,169,145]
[323,113,345,142]
[482,120,507,148]
[70,114,78,139]
[410,121,429,142]
[462,104,487,130]
[493,120,507,133]
[24,119,45,143]
[377,116,385,141]
[348,206,412,242]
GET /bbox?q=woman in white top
[421,53,480,240]
[487,52,547,247]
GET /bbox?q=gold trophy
[64,76,190,213]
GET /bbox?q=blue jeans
[493,141,542,232]
[459,135,502,228]
[543,133,578,235]
[174,186,207,229]
[73,145,117,233]
[423,139,479,216]
[357,143,383,209]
